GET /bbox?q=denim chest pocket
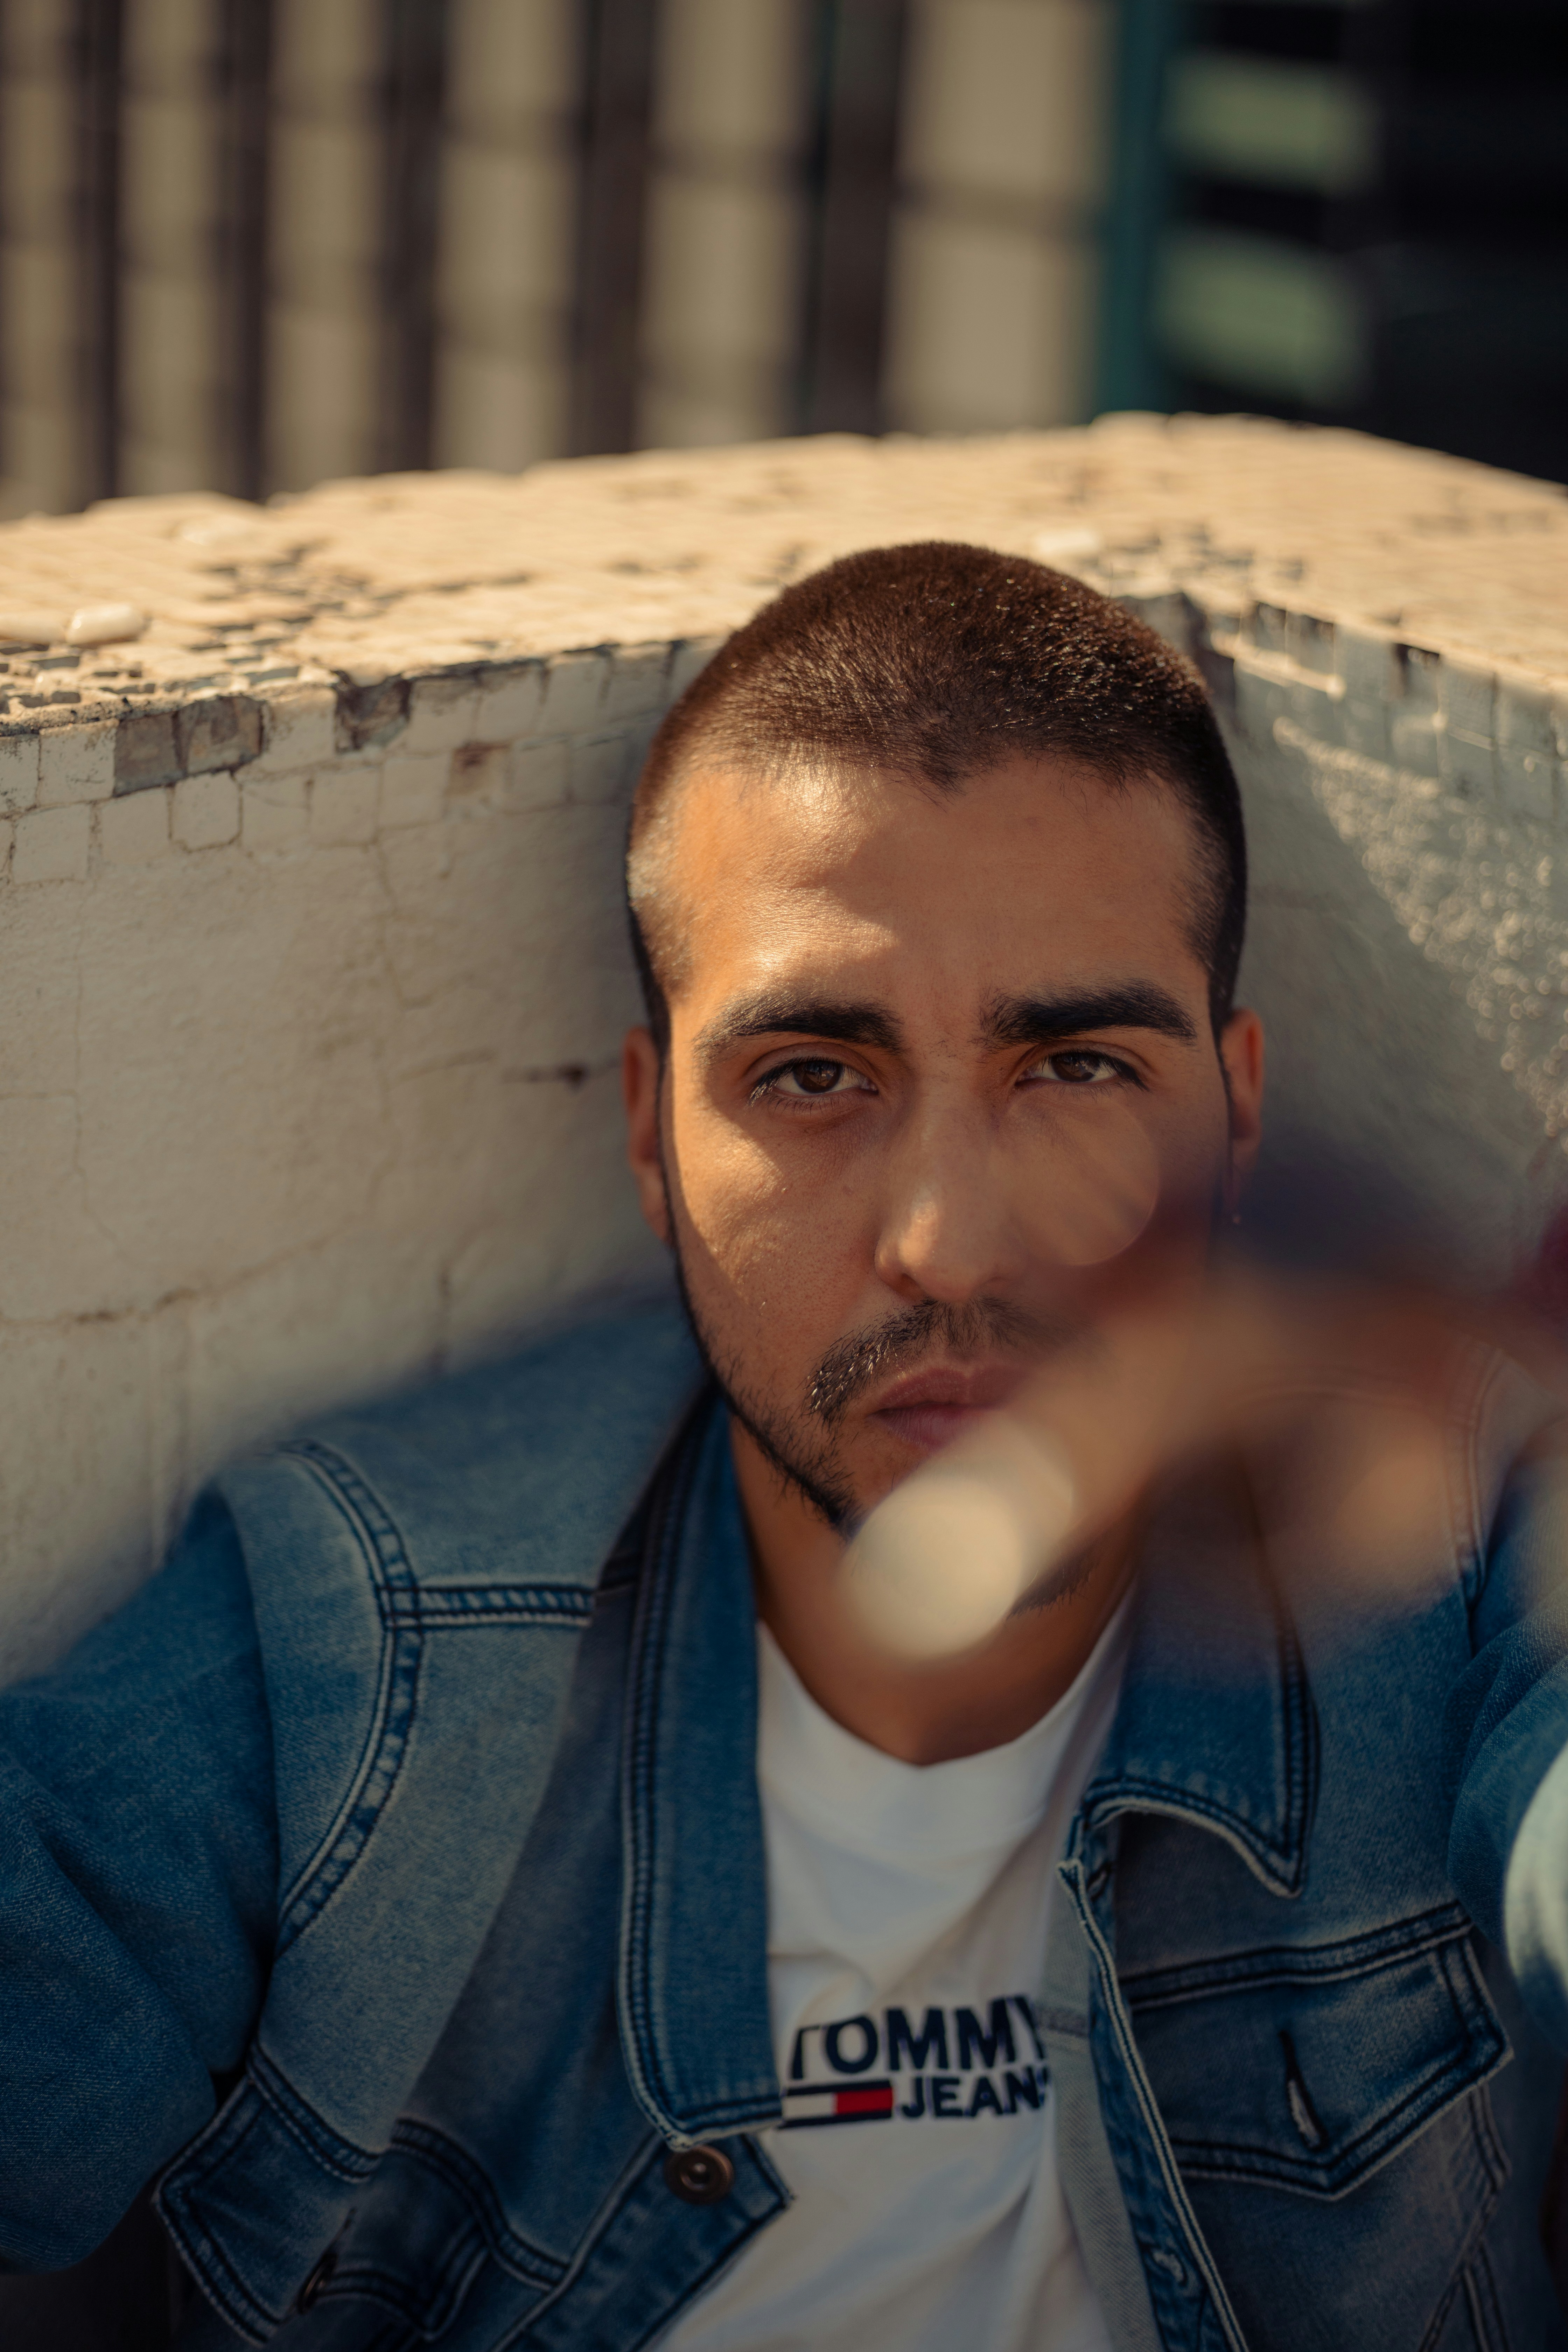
[1122,1903,1511,2199]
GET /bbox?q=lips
[866,1361,1029,1456]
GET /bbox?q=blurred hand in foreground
[846,1264,1568,1660]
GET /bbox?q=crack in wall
[5,419,1567,1677]
[1277,716,1568,1147]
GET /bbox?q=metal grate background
[0,0,1560,521]
[0,0,1115,515]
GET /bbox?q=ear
[1219,1008,1265,1201]
[622,1026,671,1245]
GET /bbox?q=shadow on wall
[1237,715,1567,1284]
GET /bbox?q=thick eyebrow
[694,994,905,1065]
[981,983,1199,1049]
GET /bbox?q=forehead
[659,752,1209,1014]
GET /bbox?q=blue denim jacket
[2,1302,1567,2350]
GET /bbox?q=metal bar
[1093,0,1184,418]
[798,0,907,437]
[571,0,659,457]
[1336,0,1413,443]
[76,0,122,503]
[218,0,273,500]
[380,0,449,474]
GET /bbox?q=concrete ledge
[1,418,1566,1678]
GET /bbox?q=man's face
[624,752,1263,1528]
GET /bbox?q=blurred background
[0,0,1563,523]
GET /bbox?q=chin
[847,1430,927,1508]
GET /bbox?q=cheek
[666,1101,865,1304]
[1010,1100,1194,1269]
[1038,1111,1160,1267]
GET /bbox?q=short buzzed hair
[626,540,1246,1048]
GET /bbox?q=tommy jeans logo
[781,1997,1050,2129]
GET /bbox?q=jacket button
[664,2144,736,2205]
[295,2243,338,2311]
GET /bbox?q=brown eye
[760,1058,874,1102]
[1030,1050,1125,1086]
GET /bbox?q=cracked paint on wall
[2,416,1566,1679]
[1279,718,1568,1149]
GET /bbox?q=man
[1,544,1564,2350]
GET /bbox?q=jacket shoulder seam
[271,1441,426,1953]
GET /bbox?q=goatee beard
[670,1250,859,1530]
[669,1245,1071,1536]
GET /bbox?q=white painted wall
[2,420,1565,1679]
[0,649,708,1678]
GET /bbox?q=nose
[873,1106,1026,1306]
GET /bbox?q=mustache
[807,1298,1074,1424]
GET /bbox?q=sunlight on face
[1015,1087,1162,1268]
[626,750,1259,1526]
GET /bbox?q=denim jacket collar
[617,1396,783,2147]
[614,1406,1321,2176]
[145,1316,1564,2347]
[594,1338,1556,2146]
[1079,1338,1558,1902]
[1078,1466,1318,1900]
[611,1407,1320,2166]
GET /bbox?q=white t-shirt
[662,1607,1128,2352]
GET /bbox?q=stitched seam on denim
[394,1611,588,1630]
[1413,2262,1470,2352]
[383,1586,594,1624]
[156,2098,279,2346]
[1449,1344,1500,1604]
[160,2070,269,2189]
[489,2136,786,2352]
[1172,2014,1510,2189]
[270,1549,401,1929]
[306,2266,467,2329]
[388,2119,566,2285]
[1174,1961,1507,2171]
[620,2172,784,2352]
[1468,2072,1512,2200]
[1462,2262,1494,2352]
[246,2044,380,2183]
[1442,1936,1512,2093]
[1409,2105,1509,2352]
[312,2248,489,2334]
[161,2213,275,2345]
[1084,1589,1316,1901]
[156,2094,268,2253]
[488,2136,675,2347]
[317,2201,487,2339]
[1457,1344,1494,1621]
[273,1442,424,1951]
[276,1621,420,1952]
[1463,2093,1513,2284]
[1173,2052,1499,2179]
[1171,2053,1498,2184]
[1085,1785,1300,1893]
[1277,1601,1320,1875]
[666,2091,783,2125]
[619,1408,707,2134]
[1465,2230,1512,2352]
[1123,1903,1472,2006]
[1067,1863,1251,2352]
[267,1443,410,1920]
[162,2066,379,2352]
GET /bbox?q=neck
[730,1418,1133,1765]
